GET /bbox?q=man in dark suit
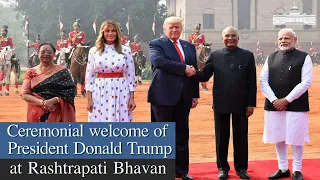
[148,16,199,180]
[196,26,257,180]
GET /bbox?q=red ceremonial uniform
[0,36,13,50]
[130,42,142,54]
[122,35,128,45]
[67,31,86,47]
[310,48,316,56]
[188,33,206,48]
[56,39,68,51]
[28,43,40,51]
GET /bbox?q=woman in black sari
[21,43,76,122]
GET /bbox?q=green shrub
[18,71,26,85]
[142,63,152,80]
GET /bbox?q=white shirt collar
[168,38,180,44]
[104,43,115,50]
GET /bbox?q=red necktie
[173,40,184,63]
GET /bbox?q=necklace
[38,64,54,75]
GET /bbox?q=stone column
[234,0,238,28]
[250,0,255,29]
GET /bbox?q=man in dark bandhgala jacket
[196,26,257,180]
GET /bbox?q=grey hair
[222,26,239,37]
[278,28,297,37]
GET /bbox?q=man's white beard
[279,45,293,51]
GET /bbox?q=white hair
[222,26,239,37]
[278,28,297,37]
[163,16,183,28]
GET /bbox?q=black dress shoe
[181,174,193,180]
[175,173,193,180]
[236,170,250,179]
[292,171,304,180]
[268,169,290,179]
[218,170,228,180]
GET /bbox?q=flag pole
[58,15,60,41]
[95,14,98,34]
[153,13,156,38]
[128,14,130,42]
[27,16,29,66]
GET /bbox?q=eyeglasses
[39,50,53,55]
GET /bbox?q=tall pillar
[250,0,255,29]
[234,0,238,28]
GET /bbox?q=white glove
[62,48,69,53]
[25,40,30,47]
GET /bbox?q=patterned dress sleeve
[21,69,35,95]
[123,47,136,92]
[85,47,96,92]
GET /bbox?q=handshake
[185,65,196,77]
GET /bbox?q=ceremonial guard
[121,29,129,45]
[310,45,316,57]
[0,25,17,95]
[0,25,13,50]
[27,34,41,51]
[68,19,86,96]
[188,24,206,48]
[56,31,68,50]
[56,31,70,67]
[188,24,208,90]
[27,34,41,68]
[68,19,86,48]
[130,34,145,84]
[130,34,142,55]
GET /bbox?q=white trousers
[276,141,304,172]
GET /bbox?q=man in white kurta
[260,28,312,180]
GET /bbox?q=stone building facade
[165,0,319,54]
